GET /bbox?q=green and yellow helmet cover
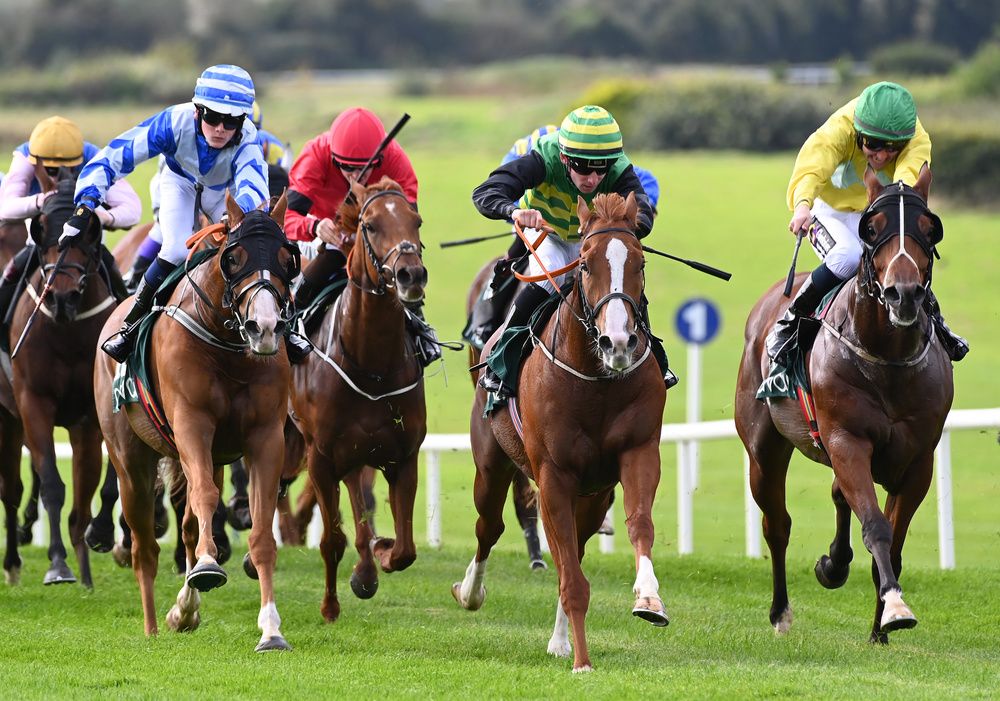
[853,81,917,141]
[557,105,624,159]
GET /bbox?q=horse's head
[220,192,300,355]
[576,192,646,372]
[858,166,942,327]
[342,177,425,303]
[30,178,102,323]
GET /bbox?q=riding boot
[468,261,520,350]
[294,248,346,312]
[640,293,679,389]
[404,301,443,367]
[766,264,841,366]
[101,258,174,363]
[925,289,969,362]
[100,246,129,302]
[0,246,38,354]
[123,254,154,294]
[479,282,549,396]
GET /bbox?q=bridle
[352,189,423,296]
[572,226,648,340]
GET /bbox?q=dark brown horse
[94,194,299,650]
[466,256,547,569]
[2,182,114,587]
[735,167,954,643]
[287,177,426,622]
[453,193,669,672]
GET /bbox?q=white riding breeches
[809,199,863,280]
[526,231,581,293]
[156,169,228,264]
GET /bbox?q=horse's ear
[350,179,367,204]
[624,191,638,227]
[226,192,244,227]
[913,163,932,202]
[270,189,288,227]
[863,166,883,204]
[576,196,590,229]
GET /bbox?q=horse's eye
[223,253,239,274]
[579,261,589,273]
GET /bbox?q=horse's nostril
[397,269,412,286]
[598,336,613,353]
[244,320,261,337]
[420,267,428,286]
[913,286,927,306]
[884,287,901,304]
[627,334,638,354]
[274,321,286,336]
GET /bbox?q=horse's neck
[335,284,408,365]
[550,290,602,372]
[845,282,928,361]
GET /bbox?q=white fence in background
[39,407,999,570]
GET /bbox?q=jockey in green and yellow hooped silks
[767,81,968,366]
[471,104,677,400]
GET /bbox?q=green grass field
[2,81,999,698]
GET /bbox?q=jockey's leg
[286,246,347,364]
[0,245,38,352]
[100,257,175,362]
[479,282,549,397]
[124,233,162,293]
[468,237,528,349]
[924,288,969,362]
[403,300,443,367]
[766,262,841,366]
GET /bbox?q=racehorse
[453,192,670,672]
[466,257,547,569]
[2,180,114,587]
[287,176,426,622]
[94,193,299,651]
[734,166,954,643]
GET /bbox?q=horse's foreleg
[815,478,854,589]
[67,421,103,589]
[225,459,253,531]
[307,447,347,622]
[747,437,795,633]
[245,424,291,652]
[23,416,75,585]
[344,468,378,599]
[1,419,24,584]
[16,461,39,546]
[869,455,933,643]
[174,431,227,591]
[84,459,119,553]
[619,443,670,628]
[373,455,417,573]
[537,466,591,673]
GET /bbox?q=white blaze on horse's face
[598,238,636,371]
[244,270,283,355]
[880,194,926,328]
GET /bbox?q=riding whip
[783,229,805,297]
[439,231,514,248]
[11,247,69,359]
[640,246,732,281]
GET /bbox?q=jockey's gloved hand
[58,203,96,250]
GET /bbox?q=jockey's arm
[0,152,49,220]
[612,164,654,239]
[96,178,143,230]
[471,152,546,222]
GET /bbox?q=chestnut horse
[94,194,299,651]
[466,257,546,569]
[453,192,669,672]
[735,167,953,643]
[1,181,114,587]
[287,177,425,622]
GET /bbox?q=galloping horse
[453,192,670,672]
[94,194,299,651]
[466,257,546,569]
[287,176,426,622]
[735,167,953,643]
[1,180,114,586]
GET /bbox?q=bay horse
[453,192,670,672]
[2,180,114,587]
[287,176,425,622]
[94,193,299,651]
[735,166,954,643]
[466,256,546,569]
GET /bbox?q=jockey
[0,115,141,348]
[471,104,677,397]
[122,100,294,292]
[56,65,295,363]
[466,123,662,350]
[285,106,440,366]
[767,81,969,366]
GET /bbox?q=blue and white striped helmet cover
[193,64,255,116]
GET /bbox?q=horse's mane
[590,193,629,225]
[335,176,404,232]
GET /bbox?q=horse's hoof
[43,563,77,585]
[572,664,594,674]
[255,635,292,653]
[771,606,794,635]
[4,566,21,586]
[243,552,259,580]
[16,525,33,546]
[112,543,132,568]
[215,537,232,567]
[814,555,849,589]
[451,581,486,611]
[186,562,228,592]
[226,497,253,531]
[529,558,547,571]
[84,520,115,553]
[166,605,200,632]
[879,589,917,633]
[881,615,917,633]
[632,597,670,627]
[350,571,379,599]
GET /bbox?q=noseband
[354,189,422,296]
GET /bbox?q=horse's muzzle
[394,262,428,303]
[883,282,925,327]
[598,331,639,372]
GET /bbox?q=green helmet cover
[853,81,917,140]
[557,105,623,159]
